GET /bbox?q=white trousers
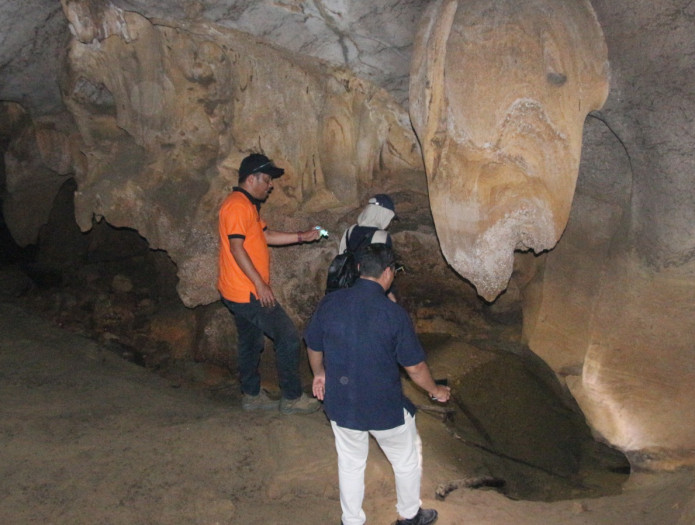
[331,409,422,525]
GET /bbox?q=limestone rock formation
[521,1,695,469]
[89,0,426,109]
[409,0,609,301]
[1,0,695,473]
[57,2,422,307]
[0,1,68,116]
[2,104,75,246]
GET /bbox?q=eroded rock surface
[2,104,75,246]
[1,0,695,473]
[58,2,422,307]
[521,1,695,468]
[409,0,609,301]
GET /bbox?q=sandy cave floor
[1,300,695,525]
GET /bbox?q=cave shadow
[418,332,631,502]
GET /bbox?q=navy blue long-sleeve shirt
[304,279,425,431]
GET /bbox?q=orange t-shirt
[217,189,269,303]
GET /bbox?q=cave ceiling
[0,0,422,116]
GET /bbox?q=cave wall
[1,104,75,247]
[0,1,68,116]
[57,2,423,308]
[520,0,695,468]
[1,0,694,470]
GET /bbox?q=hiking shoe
[395,508,438,525]
[279,393,321,415]
[241,390,278,411]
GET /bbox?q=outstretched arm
[403,361,450,402]
[265,227,321,246]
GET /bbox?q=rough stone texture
[597,0,695,268]
[89,0,425,109]
[1,0,695,471]
[58,3,422,307]
[569,258,695,469]
[409,0,609,301]
[2,104,75,246]
[521,0,695,468]
[0,1,68,116]
[0,0,423,115]
[521,116,632,374]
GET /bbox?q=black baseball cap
[369,194,399,220]
[369,193,395,213]
[239,153,285,179]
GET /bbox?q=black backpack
[324,250,359,293]
[324,226,383,294]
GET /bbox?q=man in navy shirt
[304,244,450,525]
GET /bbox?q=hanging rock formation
[409,0,609,301]
[58,1,423,307]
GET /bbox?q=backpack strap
[342,224,357,253]
[350,228,374,253]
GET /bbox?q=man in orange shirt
[218,153,321,414]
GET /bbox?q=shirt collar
[356,278,387,294]
[233,186,262,211]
